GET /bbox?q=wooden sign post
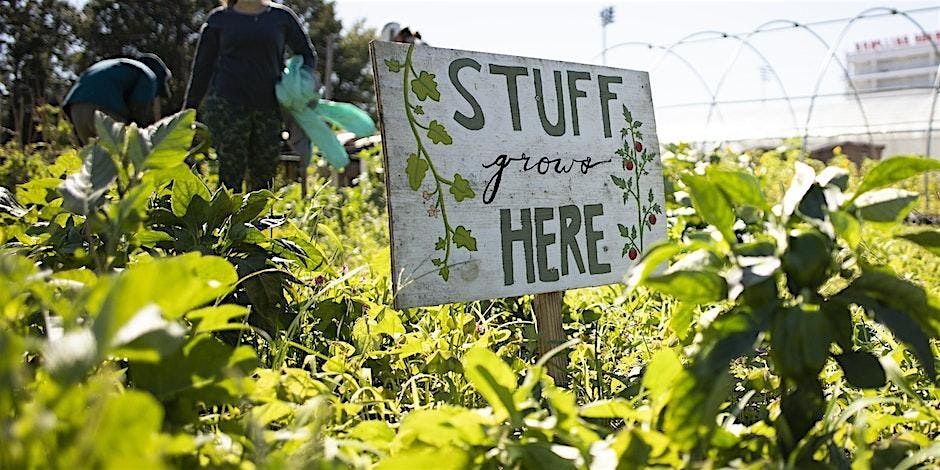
[371,42,666,386]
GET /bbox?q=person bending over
[63,53,171,145]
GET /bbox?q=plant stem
[401,44,455,270]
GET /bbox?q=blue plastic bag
[276,55,376,169]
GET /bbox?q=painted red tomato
[635,141,644,153]
[648,214,657,225]
[625,160,635,171]
[628,248,638,260]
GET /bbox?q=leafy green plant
[630,156,940,464]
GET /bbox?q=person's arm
[183,22,220,109]
[153,100,162,123]
[284,8,317,71]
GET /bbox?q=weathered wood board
[371,41,667,309]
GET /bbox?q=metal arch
[623,30,799,149]
[925,61,940,211]
[803,7,940,158]
[927,54,940,158]
[711,19,876,155]
[647,30,730,71]
[700,29,800,145]
[600,41,723,123]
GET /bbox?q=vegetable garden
[1,110,940,469]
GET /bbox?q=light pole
[600,6,615,65]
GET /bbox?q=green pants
[202,94,282,192]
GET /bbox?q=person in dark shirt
[63,53,171,145]
[184,0,317,192]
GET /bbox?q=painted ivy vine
[385,44,478,281]
[611,105,662,260]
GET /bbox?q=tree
[0,0,80,144]
[291,0,376,113]
[332,20,377,114]
[77,0,218,111]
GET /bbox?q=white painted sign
[371,41,667,309]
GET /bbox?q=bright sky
[334,0,940,104]
[65,0,939,140]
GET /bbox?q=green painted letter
[501,208,535,286]
[489,64,529,131]
[534,207,559,282]
[566,70,591,136]
[558,205,585,276]
[533,69,565,137]
[450,58,485,130]
[583,204,611,275]
[598,75,622,138]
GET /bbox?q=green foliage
[632,147,940,465]
[2,127,940,469]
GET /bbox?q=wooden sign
[371,42,667,309]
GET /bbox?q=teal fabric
[63,59,158,120]
[276,55,376,169]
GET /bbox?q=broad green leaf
[817,166,850,191]
[831,210,861,249]
[449,173,475,201]
[129,335,258,405]
[109,304,186,362]
[852,188,918,223]
[348,421,395,452]
[853,298,937,380]
[410,70,441,101]
[376,447,470,470]
[663,369,732,450]
[579,399,636,419]
[822,300,853,351]
[778,379,824,453]
[898,229,940,256]
[394,407,489,448]
[681,174,736,243]
[186,305,249,333]
[405,153,428,190]
[851,156,940,202]
[642,348,683,405]
[143,110,196,169]
[93,111,126,155]
[42,329,98,384]
[110,181,152,234]
[15,177,61,206]
[233,189,274,224]
[626,240,711,290]
[834,351,886,389]
[171,167,211,217]
[59,145,117,216]
[92,253,238,347]
[453,225,477,251]
[781,161,816,219]
[93,391,168,467]
[668,303,695,340]
[644,270,728,303]
[125,123,149,170]
[462,347,519,423]
[851,267,940,337]
[706,168,768,211]
[427,120,453,145]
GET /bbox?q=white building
[848,31,940,91]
